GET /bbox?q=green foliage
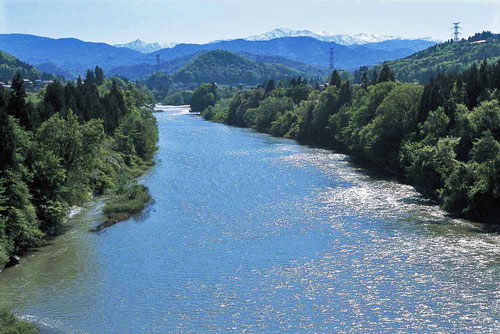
[173,50,305,86]
[103,183,151,219]
[359,32,500,84]
[114,108,159,164]
[202,98,230,123]
[0,69,158,270]
[202,58,500,223]
[0,49,49,83]
[191,83,218,113]
[0,311,38,334]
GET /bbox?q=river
[1,106,500,333]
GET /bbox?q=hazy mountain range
[115,28,438,53]
[0,30,437,80]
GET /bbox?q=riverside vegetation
[197,57,500,223]
[0,65,159,272]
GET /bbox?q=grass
[0,311,38,334]
[90,183,152,232]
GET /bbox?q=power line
[453,22,462,42]
[329,48,334,71]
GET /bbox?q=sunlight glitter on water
[3,110,500,333]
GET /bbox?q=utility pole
[329,48,334,71]
[453,22,462,42]
[156,54,161,72]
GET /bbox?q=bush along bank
[197,64,500,224]
[0,68,159,270]
[0,311,38,334]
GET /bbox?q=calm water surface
[1,107,500,333]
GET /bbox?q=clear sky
[0,0,499,44]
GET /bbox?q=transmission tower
[156,54,161,72]
[453,22,462,42]
[329,48,334,71]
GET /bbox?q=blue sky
[0,0,499,44]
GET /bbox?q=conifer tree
[361,72,368,90]
[372,70,379,85]
[378,64,395,83]
[329,70,341,88]
[84,69,96,86]
[6,73,31,130]
[95,66,105,86]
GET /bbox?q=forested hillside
[107,51,329,81]
[199,61,500,223]
[141,50,318,102]
[359,32,500,83]
[171,50,304,85]
[0,68,158,270]
[0,34,434,80]
[0,49,51,82]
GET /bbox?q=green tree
[191,83,217,113]
[378,64,395,83]
[95,65,105,86]
[329,70,341,88]
[6,73,32,130]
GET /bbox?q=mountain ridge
[114,39,177,53]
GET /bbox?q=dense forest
[0,66,158,271]
[199,59,500,222]
[355,32,500,84]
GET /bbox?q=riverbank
[0,311,38,334]
[3,109,500,333]
[196,76,500,225]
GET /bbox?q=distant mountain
[239,28,402,45]
[0,34,146,77]
[153,37,436,70]
[171,50,305,85]
[34,63,77,80]
[0,33,436,81]
[364,31,500,83]
[114,39,177,53]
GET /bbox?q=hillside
[0,34,434,80]
[107,53,197,80]
[108,51,329,80]
[1,49,41,82]
[0,49,52,82]
[171,50,304,85]
[0,34,146,77]
[364,32,500,83]
[153,37,435,70]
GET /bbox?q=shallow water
[1,106,500,333]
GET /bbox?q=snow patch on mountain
[114,39,177,53]
[242,28,434,45]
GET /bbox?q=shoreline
[198,112,498,227]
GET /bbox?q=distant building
[33,79,54,91]
[23,79,34,90]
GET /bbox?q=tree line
[0,66,158,270]
[198,62,500,223]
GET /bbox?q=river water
[1,106,500,333]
